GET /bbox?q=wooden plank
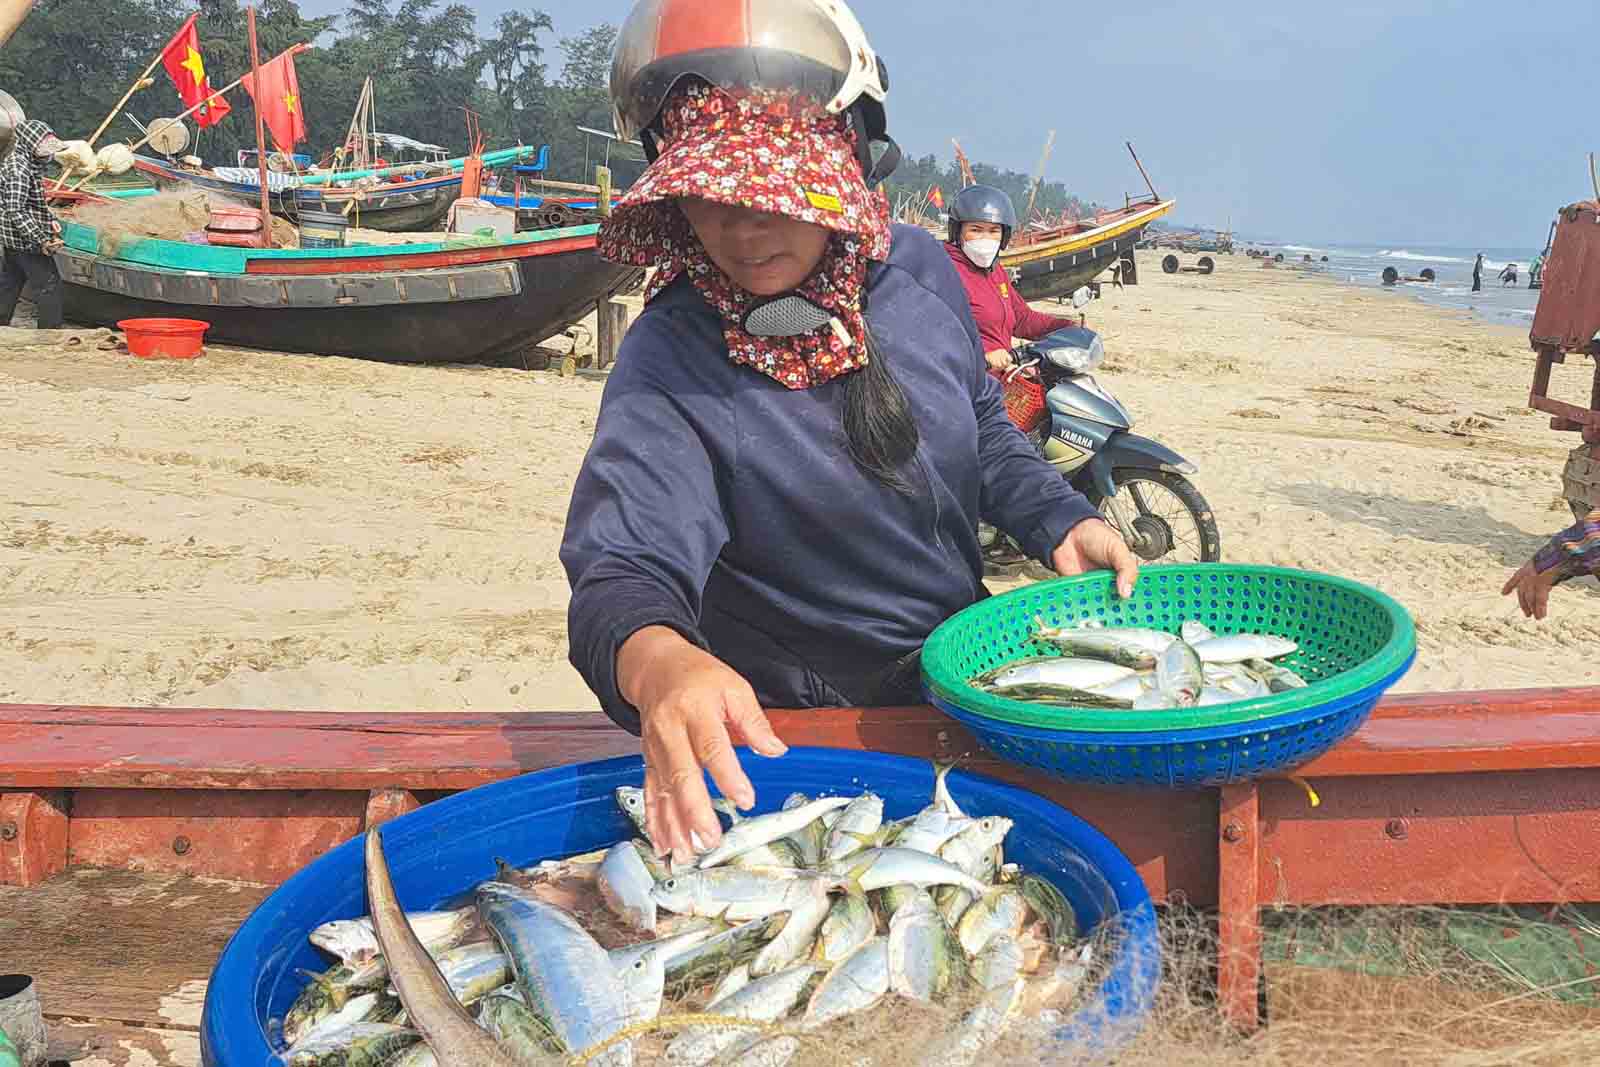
[1217,783,1262,1030]
[0,868,269,1033]
[47,1019,200,1067]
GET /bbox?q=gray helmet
[947,184,1018,249]
[0,91,25,158]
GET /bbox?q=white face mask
[963,237,1002,269]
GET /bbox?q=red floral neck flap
[597,83,893,391]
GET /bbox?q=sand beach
[0,254,1592,714]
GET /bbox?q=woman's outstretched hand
[617,626,788,865]
[1052,518,1141,599]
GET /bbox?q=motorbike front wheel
[1082,467,1222,564]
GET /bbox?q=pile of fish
[970,617,1310,710]
[276,765,1096,1067]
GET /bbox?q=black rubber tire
[1274,252,1284,263]
[1382,266,1400,285]
[1420,268,1436,282]
[1197,256,1215,275]
[1082,467,1222,563]
[1161,254,1180,274]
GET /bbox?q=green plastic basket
[921,565,1416,786]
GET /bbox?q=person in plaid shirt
[0,118,67,329]
[1502,506,1600,619]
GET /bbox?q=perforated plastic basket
[1002,370,1048,431]
[921,565,1416,787]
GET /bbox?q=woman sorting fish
[561,0,1139,865]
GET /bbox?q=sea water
[1252,242,1543,327]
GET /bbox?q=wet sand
[0,253,1592,713]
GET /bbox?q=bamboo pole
[246,5,271,241]
[0,0,35,50]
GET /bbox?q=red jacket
[944,242,1078,363]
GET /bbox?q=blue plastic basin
[200,748,1161,1065]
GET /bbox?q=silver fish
[886,890,966,1002]
[973,657,1136,692]
[802,936,890,1028]
[1192,633,1298,664]
[309,909,476,965]
[976,681,1133,709]
[664,916,772,987]
[1132,689,1176,711]
[709,961,753,1005]
[1155,639,1203,706]
[955,886,1030,958]
[1247,657,1309,691]
[386,1045,441,1067]
[615,943,666,1027]
[615,786,649,835]
[1197,686,1236,706]
[894,806,974,856]
[1033,620,1176,669]
[751,883,831,977]
[652,868,834,922]
[939,817,1013,882]
[1179,619,1217,645]
[722,1033,802,1067]
[814,891,876,965]
[935,885,977,928]
[829,848,989,896]
[932,760,966,819]
[364,829,524,1067]
[778,792,827,867]
[283,1022,420,1067]
[922,939,1026,1067]
[1090,674,1154,704]
[476,993,561,1061]
[599,840,658,933]
[874,882,928,926]
[823,793,884,864]
[285,992,383,1053]
[728,838,806,872]
[607,919,724,975]
[695,796,854,869]
[384,941,508,1009]
[665,964,817,1066]
[476,881,631,1065]
[1022,944,1095,1017]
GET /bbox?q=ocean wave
[1376,249,1468,264]
[1282,244,1324,253]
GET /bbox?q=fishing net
[68,189,301,255]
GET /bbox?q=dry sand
[0,255,1593,713]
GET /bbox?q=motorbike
[980,293,1222,572]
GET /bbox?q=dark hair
[843,319,921,493]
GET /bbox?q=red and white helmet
[610,0,900,186]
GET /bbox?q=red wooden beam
[1217,783,1262,1030]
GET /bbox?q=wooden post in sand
[592,165,622,372]
[246,6,273,248]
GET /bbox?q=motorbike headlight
[1046,334,1105,374]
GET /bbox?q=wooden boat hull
[1002,198,1176,301]
[53,224,644,364]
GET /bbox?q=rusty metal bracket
[0,790,69,887]
[364,787,421,830]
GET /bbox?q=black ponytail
[843,320,921,494]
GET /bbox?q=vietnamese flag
[160,14,232,128]
[241,48,308,153]
[928,185,945,210]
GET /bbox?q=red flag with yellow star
[160,14,232,129]
[240,48,308,153]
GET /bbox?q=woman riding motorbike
[943,184,1081,376]
[561,0,1139,863]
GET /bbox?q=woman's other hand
[1052,519,1140,599]
[984,349,1013,372]
[1501,560,1560,620]
[617,626,788,864]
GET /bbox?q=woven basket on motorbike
[921,564,1416,787]
[1002,370,1048,432]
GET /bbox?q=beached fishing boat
[49,219,644,364]
[1,687,1597,1065]
[1001,196,1176,300]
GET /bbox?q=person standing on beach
[1471,251,1485,293]
[0,118,66,329]
[1501,507,1600,619]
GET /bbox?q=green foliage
[0,0,1089,202]
[885,152,1102,226]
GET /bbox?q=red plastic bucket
[117,318,210,360]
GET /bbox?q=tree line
[1,0,1095,211]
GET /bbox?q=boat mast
[246,5,273,246]
[1023,129,1056,226]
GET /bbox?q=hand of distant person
[1052,519,1140,599]
[1501,559,1560,620]
[617,625,788,865]
[985,349,1013,372]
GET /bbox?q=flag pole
[246,5,273,246]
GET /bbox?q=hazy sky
[298,0,1599,247]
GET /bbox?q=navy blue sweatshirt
[561,224,1100,732]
